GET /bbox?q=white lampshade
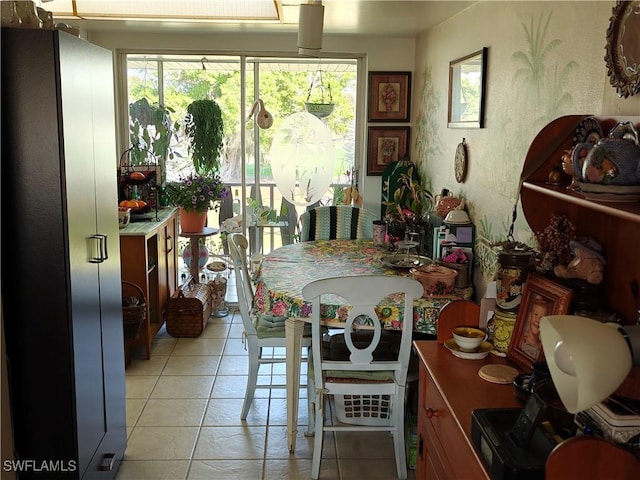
[297,2,324,56]
[540,315,632,413]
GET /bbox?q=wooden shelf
[520,115,640,401]
[522,181,640,223]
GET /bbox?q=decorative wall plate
[455,138,467,183]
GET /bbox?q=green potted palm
[185,99,224,176]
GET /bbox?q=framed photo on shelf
[367,126,410,175]
[368,71,411,122]
[507,273,573,371]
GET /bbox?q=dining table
[253,239,472,452]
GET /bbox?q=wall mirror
[605,0,640,98]
[448,47,487,128]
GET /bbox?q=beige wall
[412,1,640,296]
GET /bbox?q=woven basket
[165,277,212,337]
[122,281,146,342]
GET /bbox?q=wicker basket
[121,281,146,342]
[165,276,212,337]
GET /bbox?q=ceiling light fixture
[297,0,324,57]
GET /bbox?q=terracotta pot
[180,208,207,233]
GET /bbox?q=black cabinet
[1,29,126,479]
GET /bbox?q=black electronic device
[471,406,558,480]
[510,393,547,448]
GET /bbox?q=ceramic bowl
[452,326,486,351]
[444,209,470,224]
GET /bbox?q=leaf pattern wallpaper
[412,1,609,294]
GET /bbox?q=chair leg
[305,351,315,436]
[311,391,324,480]
[241,345,260,420]
[393,392,408,480]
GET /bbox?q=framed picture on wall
[507,274,573,371]
[368,71,412,122]
[367,126,410,175]
[448,47,487,128]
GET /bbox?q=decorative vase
[180,208,207,233]
[182,243,209,270]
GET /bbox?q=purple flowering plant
[166,172,228,213]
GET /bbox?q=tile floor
[118,301,417,480]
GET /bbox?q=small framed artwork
[507,273,573,371]
[367,126,410,175]
[448,47,487,128]
[368,71,412,122]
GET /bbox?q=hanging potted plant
[305,70,335,118]
[185,99,224,176]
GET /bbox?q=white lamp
[297,1,324,56]
[540,315,640,413]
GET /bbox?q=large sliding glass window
[124,54,358,254]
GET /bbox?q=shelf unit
[519,114,640,400]
[120,208,179,361]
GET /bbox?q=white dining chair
[227,233,314,427]
[302,275,423,480]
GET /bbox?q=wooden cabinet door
[157,212,178,317]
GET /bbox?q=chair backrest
[302,275,423,386]
[546,435,640,480]
[299,205,375,241]
[279,197,298,245]
[227,233,256,334]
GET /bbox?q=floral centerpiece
[166,172,228,232]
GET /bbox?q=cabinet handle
[98,453,115,471]
[89,234,108,263]
[167,234,173,253]
[426,407,439,418]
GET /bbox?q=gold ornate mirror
[605,0,640,98]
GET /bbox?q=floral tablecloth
[254,239,472,335]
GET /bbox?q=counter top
[119,207,177,236]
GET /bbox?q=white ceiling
[45,1,475,37]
